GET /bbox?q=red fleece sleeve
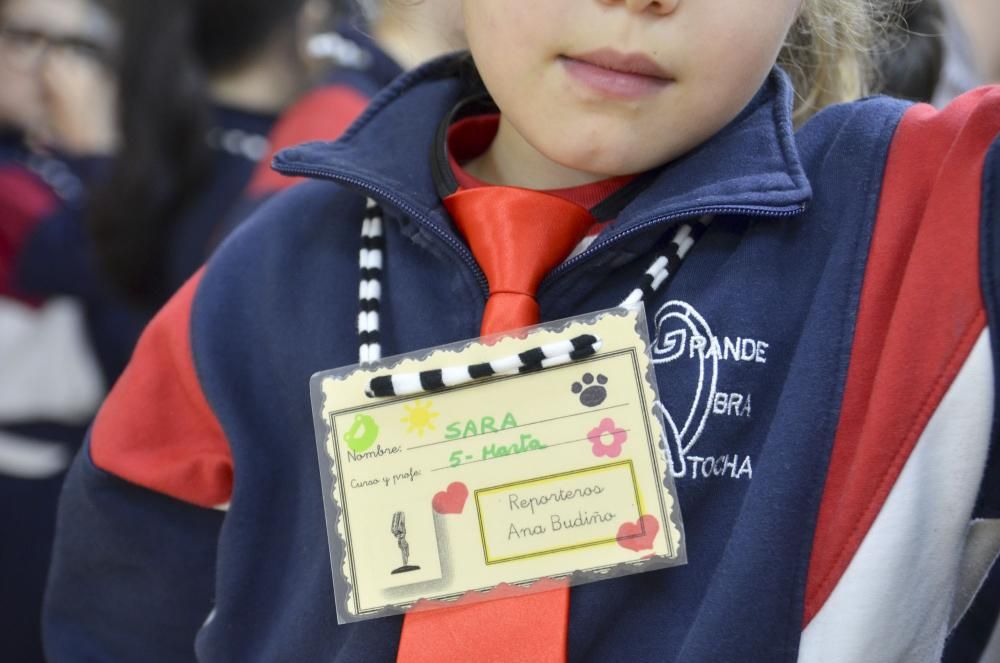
[90,270,233,508]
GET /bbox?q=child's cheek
[465,0,562,57]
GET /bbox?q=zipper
[274,163,491,297]
[536,203,804,298]
[277,161,805,302]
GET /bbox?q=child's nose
[599,0,680,16]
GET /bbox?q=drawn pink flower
[587,418,628,458]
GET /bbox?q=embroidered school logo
[651,301,755,481]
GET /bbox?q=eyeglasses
[0,23,115,72]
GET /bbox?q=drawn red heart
[432,482,469,515]
[617,514,660,552]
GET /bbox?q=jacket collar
[274,53,812,240]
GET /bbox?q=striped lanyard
[358,197,709,397]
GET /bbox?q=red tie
[395,186,595,663]
[446,187,595,335]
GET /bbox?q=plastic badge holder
[310,306,687,623]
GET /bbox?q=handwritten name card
[311,308,686,623]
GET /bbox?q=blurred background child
[235,0,465,213]
[0,0,114,658]
[16,0,340,384]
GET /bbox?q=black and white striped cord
[365,334,602,397]
[358,199,384,364]
[620,216,710,309]
[356,197,711,396]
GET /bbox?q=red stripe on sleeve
[90,270,233,508]
[246,85,371,198]
[803,88,1000,625]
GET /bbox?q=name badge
[310,307,686,623]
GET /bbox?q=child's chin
[555,149,663,179]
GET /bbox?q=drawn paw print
[571,373,608,407]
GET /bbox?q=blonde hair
[780,0,898,122]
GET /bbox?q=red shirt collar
[446,114,634,210]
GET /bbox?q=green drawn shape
[345,414,380,453]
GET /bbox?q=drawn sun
[401,399,440,437]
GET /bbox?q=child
[236,0,465,208]
[43,1,1000,661]
[15,0,338,385]
[0,0,113,658]
[0,0,111,297]
[211,1,465,255]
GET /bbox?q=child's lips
[560,51,673,99]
